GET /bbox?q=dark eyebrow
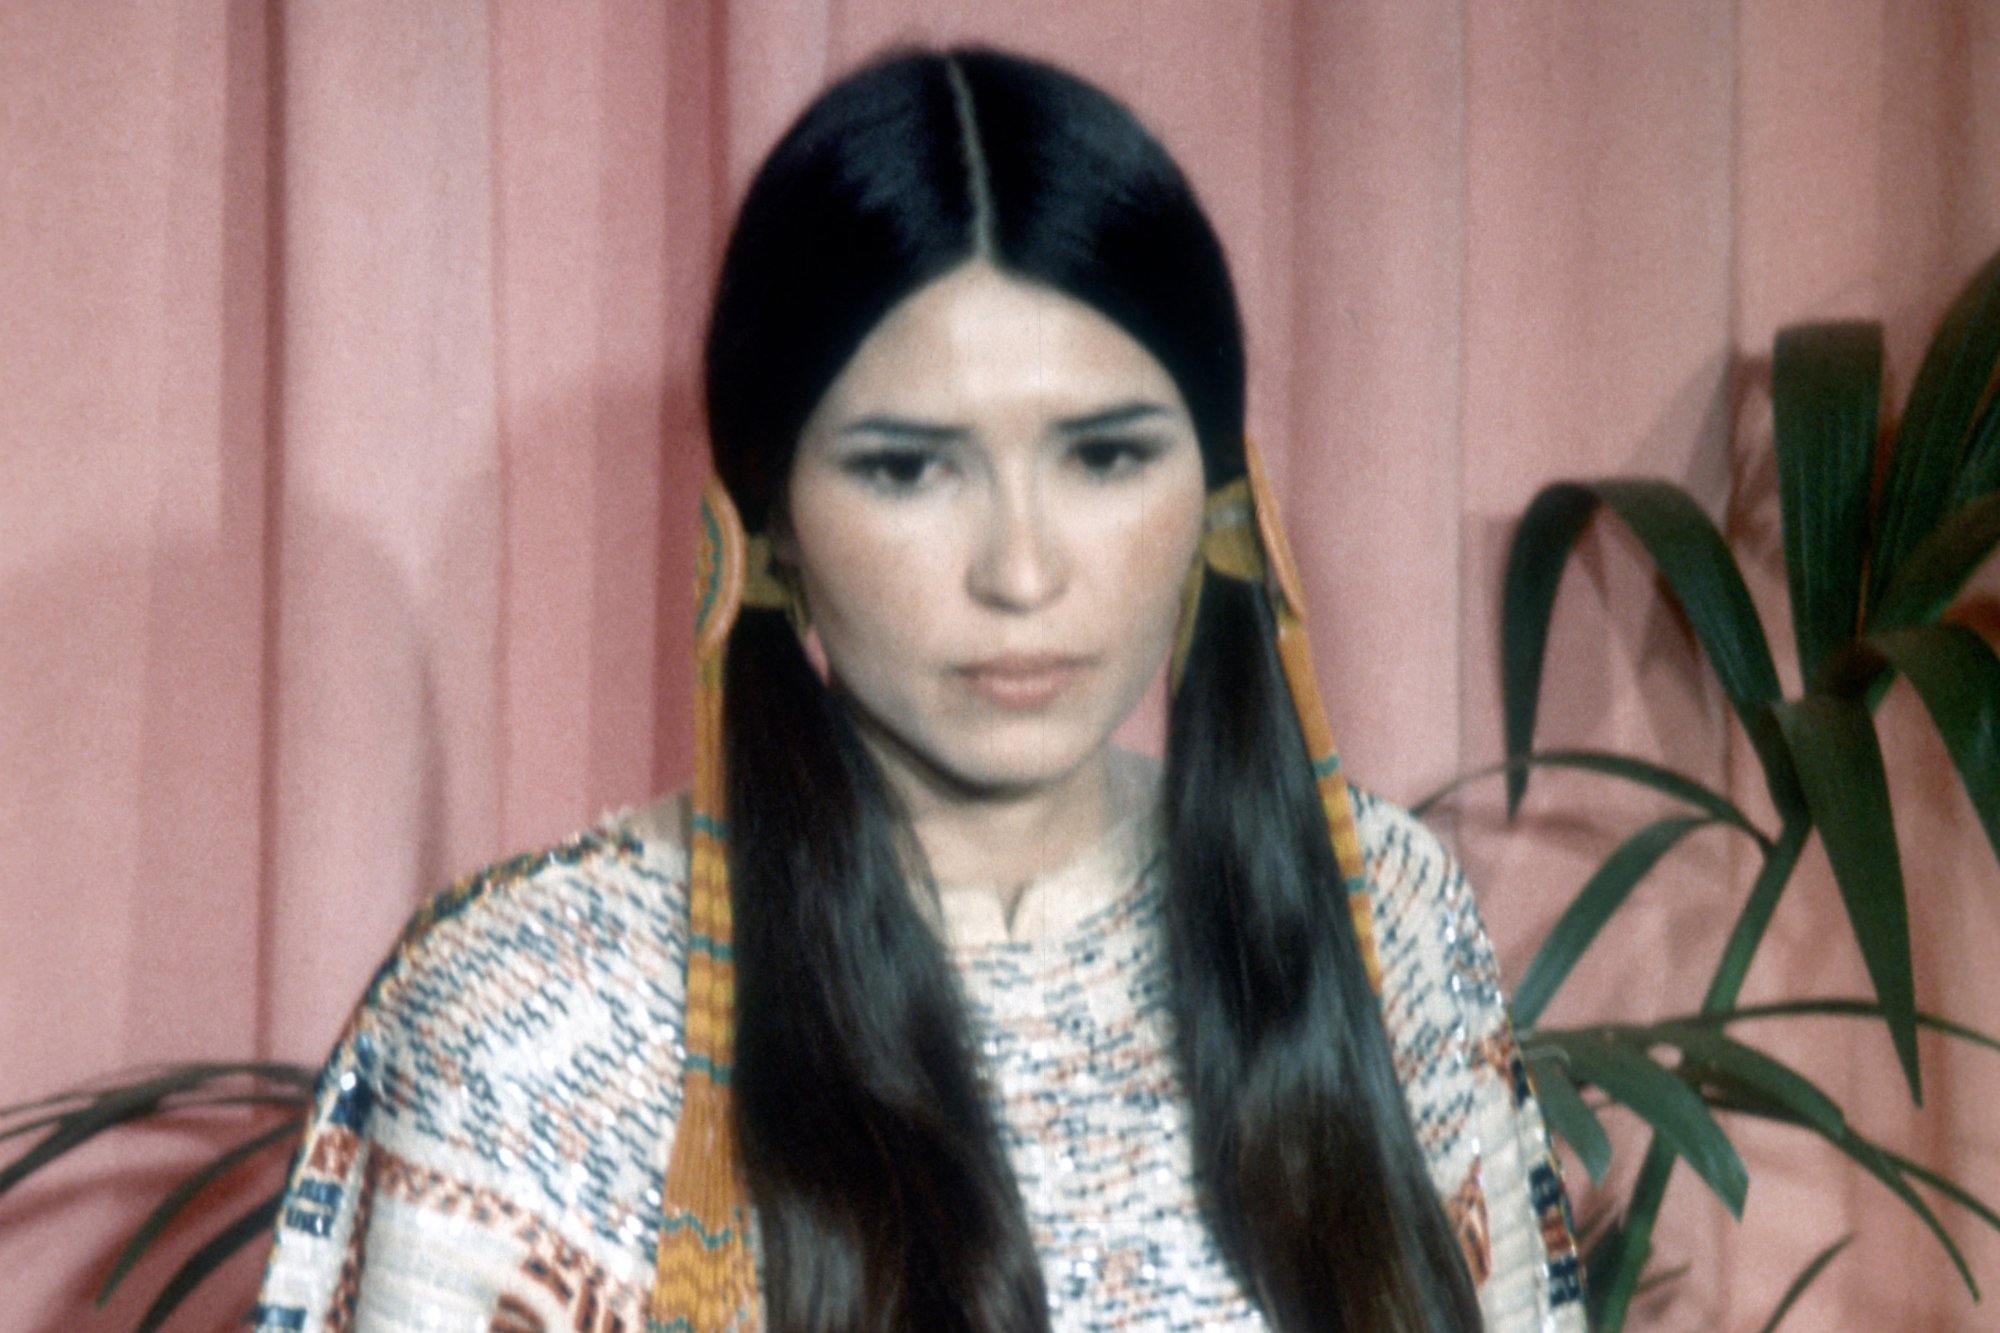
[1054,401,1175,434]
[836,400,1174,442]
[838,416,967,444]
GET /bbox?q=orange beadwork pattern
[652,478,759,1332]
[1447,1158,1495,1285]
[1234,438,1384,993]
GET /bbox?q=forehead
[810,263,1189,426]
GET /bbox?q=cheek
[1112,494,1206,620]
[1082,496,1205,694]
[789,507,942,674]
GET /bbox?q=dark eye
[1071,436,1159,478]
[841,448,945,493]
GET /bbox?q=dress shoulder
[254,801,693,1331]
[1350,786,1512,1072]
[1348,786,1588,1332]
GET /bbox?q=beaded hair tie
[652,445,1379,1329]
[650,476,762,1332]
[1176,436,1382,993]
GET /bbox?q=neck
[853,731,1126,922]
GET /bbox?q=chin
[919,725,1110,797]
[950,761,1091,797]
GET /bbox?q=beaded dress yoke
[253,760,1585,1332]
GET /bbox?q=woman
[255,46,1582,1333]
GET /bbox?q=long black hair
[707,46,1483,1333]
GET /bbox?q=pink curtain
[3,3,1995,1328]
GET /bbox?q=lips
[955,654,1092,709]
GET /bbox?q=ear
[766,500,800,564]
[757,503,812,634]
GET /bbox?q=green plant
[0,1064,312,1330]
[1423,244,2000,1328]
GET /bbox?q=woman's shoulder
[1347,785,1588,1327]
[360,793,693,1037]
[1347,783,1463,901]
[324,795,696,1212]
[260,802,695,1326]
[1347,784,1506,1017]
[1345,783,1516,1143]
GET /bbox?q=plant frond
[1410,748,1772,849]
[1512,816,1718,1028]
[1754,1234,1854,1333]
[1774,697,1918,1099]
[1774,321,1879,686]
[1872,247,2000,610]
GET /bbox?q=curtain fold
[3,3,1994,1328]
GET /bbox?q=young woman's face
[786,263,1208,798]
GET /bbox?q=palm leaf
[1,1099,107,1145]
[1842,1144,1976,1297]
[1871,247,2000,610]
[1754,1234,1854,1333]
[1949,383,2000,511]
[1524,1049,1613,1183]
[1642,1023,1845,1139]
[1884,1147,2000,1236]
[0,1086,101,1124]
[1502,481,1784,810]
[1512,815,1717,1027]
[0,1064,313,1194]
[1410,748,1771,847]
[133,1189,285,1333]
[1634,1260,1692,1301]
[1774,696,1919,1099]
[1774,322,1880,687]
[1583,1224,1696,1329]
[1863,625,2000,874]
[1541,1030,1748,1216]
[1702,822,1810,1016]
[1867,491,2000,634]
[97,1118,302,1303]
[1590,818,1812,1327]
[1501,484,1603,810]
[1591,480,1785,722]
[1,1080,222,1197]
[1683,998,2000,1055]
[1581,1216,1629,1329]
[1830,1135,1978,1297]
[1706,1082,1981,1297]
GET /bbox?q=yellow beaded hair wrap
[651,476,789,1332]
[1173,438,1382,993]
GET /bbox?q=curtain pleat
[2,3,1994,1327]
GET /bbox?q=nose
[966,481,1068,612]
